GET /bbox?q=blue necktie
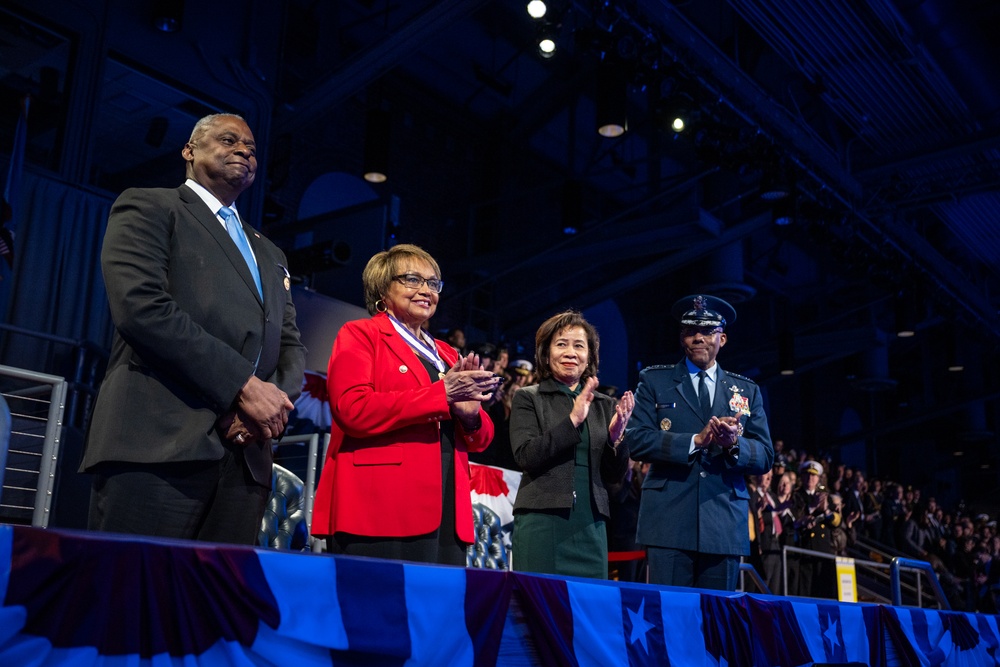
[219,206,262,299]
[698,370,712,419]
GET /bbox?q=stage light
[894,293,916,338]
[778,331,796,375]
[537,22,557,58]
[772,197,795,226]
[363,108,390,183]
[658,91,695,134]
[946,331,965,372]
[527,0,547,19]
[562,180,582,234]
[596,61,627,137]
[759,166,792,201]
[152,0,184,32]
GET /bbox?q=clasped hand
[694,415,740,450]
[223,375,294,444]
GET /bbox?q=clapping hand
[710,416,740,449]
[608,390,635,446]
[444,352,501,403]
[569,377,599,427]
[445,352,501,427]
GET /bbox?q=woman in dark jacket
[510,310,633,578]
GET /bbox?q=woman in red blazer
[311,244,499,565]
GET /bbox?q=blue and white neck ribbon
[387,314,447,376]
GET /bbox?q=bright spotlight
[527,1,547,19]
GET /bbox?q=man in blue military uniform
[627,294,773,590]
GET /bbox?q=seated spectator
[862,477,884,542]
[607,459,648,582]
[842,470,865,547]
[469,342,519,471]
[773,470,798,594]
[902,509,936,560]
[881,483,907,550]
[445,327,468,355]
[751,469,784,593]
[793,460,840,598]
[829,494,850,556]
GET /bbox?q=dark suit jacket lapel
[672,360,701,416]
[178,184,263,306]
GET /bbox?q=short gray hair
[188,113,247,143]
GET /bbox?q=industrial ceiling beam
[273,0,490,136]
[499,212,772,332]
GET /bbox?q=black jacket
[510,379,629,517]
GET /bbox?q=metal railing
[0,323,107,430]
[891,557,950,610]
[779,544,949,608]
[0,364,68,527]
[272,433,320,526]
[738,561,772,594]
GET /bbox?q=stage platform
[2,524,998,666]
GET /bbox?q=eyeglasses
[392,274,444,293]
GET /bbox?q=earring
[375,299,387,313]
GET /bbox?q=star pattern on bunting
[627,598,656,653]
[823,617,842,651]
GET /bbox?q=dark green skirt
[513,458,608,579]
[513,509,607,579]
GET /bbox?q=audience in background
[792,460,840,598]
[607,459,649,582]
[445,327,468,356]
[427,320,997,610]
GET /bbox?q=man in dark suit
[82,113,306,545]
[627,295,773,590]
